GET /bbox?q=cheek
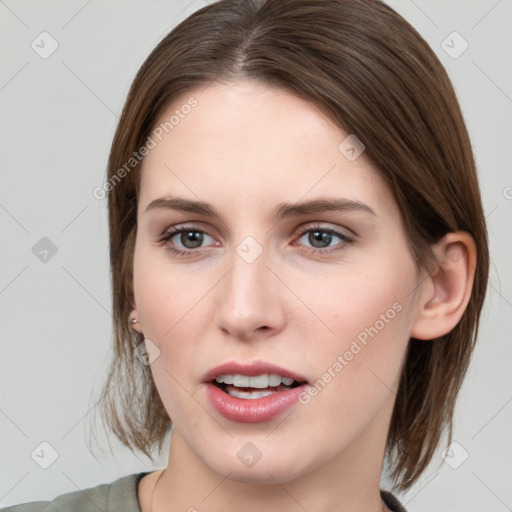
[305,254,413,334]
[134,245,197,335]
[133,245,213,379]
[296,250,416,393]
[289,269,415,455]
[133,247,204,417]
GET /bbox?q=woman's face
[133,80,423,483]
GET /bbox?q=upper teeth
[215,374,295,388]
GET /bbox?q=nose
[214,245,286,341]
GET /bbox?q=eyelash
[157,224,354,258]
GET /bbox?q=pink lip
[202,361,309,424]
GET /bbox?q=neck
[148,412,392,512]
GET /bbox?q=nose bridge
[232,241,270,300]
[214,235,284,337]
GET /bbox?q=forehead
[138,80,397,220]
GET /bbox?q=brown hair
[91,0,489,492]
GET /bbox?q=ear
[129,307,144,334]
[127,285,144,333]
[411,232,477,340]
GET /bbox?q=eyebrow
[144,196,375,220]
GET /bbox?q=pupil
[182,231,203,248]
[309,230,331,248]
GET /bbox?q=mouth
[212,373,305,400]
[202,361,310,423]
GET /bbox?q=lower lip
[205,382,307,423]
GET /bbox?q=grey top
[2,472,408,511]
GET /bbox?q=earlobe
[128,290,143,334]
[129,309,143,334]
[411,232,476,341]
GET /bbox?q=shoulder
[2,473,146,512]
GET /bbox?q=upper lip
[202,361,308,384]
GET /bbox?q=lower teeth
[224,386,292,400]
[228,389,275,399]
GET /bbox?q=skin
[130,80,476,512]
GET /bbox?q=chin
[221,465,304,486]
[201,447,317,486]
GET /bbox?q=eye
[158,226,217,256]
[158,224,354,258]
[294,225,354,254]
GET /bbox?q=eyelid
[292,223,355,252]
[158,225,214,244]
[295,222,356,239]
[158,222,356,255]
[157,220,216,239]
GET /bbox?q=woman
[4,0,489,510]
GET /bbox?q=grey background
[1,0,511,510]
